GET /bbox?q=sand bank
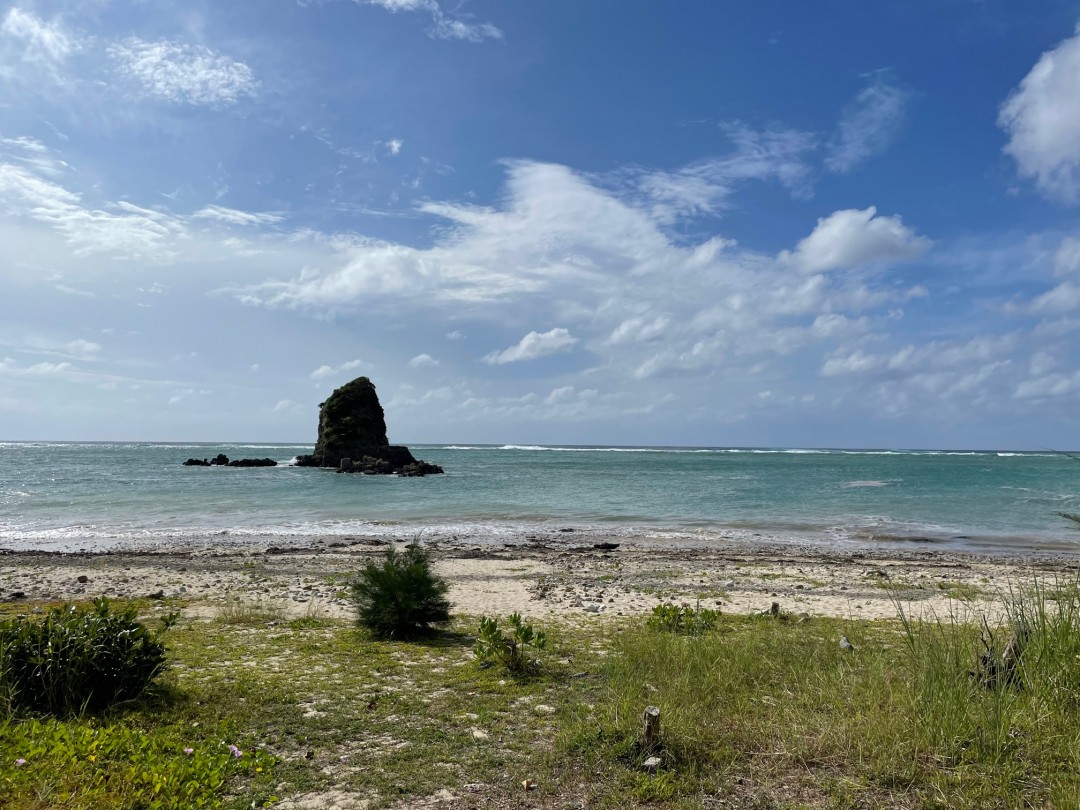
[3,530,1077,623]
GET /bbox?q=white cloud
[108,38,257,106]
[408,353,439,368]
[780,206,931,272]
[1,8,76,70]
[194,205,283,227]
[385,138,403,156]
[826,73,911,173]
[445,330,464,340]
[608,315,669,345]
[310,359,365,380]
[273,399,300,413]
[65,339,100,356]
[1015,370,1080,400]
[483,328,578,365]
[999,23,1080,204]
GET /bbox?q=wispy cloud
[826,72,911,174]
[483,328,578,365]
[194,205,284,227]
[364,0,502,42]
[108,37,258,106]
[0,162,187,258]
[1,7,77,71]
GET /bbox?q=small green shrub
[0,598,176,716]
[474,613,547,674]
[647,602,719,635]
[349,544,451,639]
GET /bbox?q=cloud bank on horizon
[1,1,1079,449]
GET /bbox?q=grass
[1,579,1079,808]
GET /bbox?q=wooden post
[642,706,661,752]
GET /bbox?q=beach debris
[293,376,443,476]
[839,636,855,652]
[521,779,537,791]
[641,705,661,753]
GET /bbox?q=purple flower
[183,748,194,755]
[229,745,242,758]
[15,759,26,767]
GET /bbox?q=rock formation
[183,455,277,467]
[294,376,443,476]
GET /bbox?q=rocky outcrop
[183,455,277,467]
[294,376,443,476]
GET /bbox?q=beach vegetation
[647,602,719,634]
[3,577,1079,808]
[0,598,176,716]
[348,544,451,639]
[0,717,272,810]
[474,613,547,674]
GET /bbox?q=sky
[1,1,1080,449]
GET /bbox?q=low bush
[349,544,451,639]
[0,598,176,716]
[474,613,547,674]
[647,602,719,635]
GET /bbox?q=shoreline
[4,530,1078,623]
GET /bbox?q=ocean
[1,442,1079,554]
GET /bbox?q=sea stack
[295,376,443,476]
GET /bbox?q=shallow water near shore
[1,442,1079,554]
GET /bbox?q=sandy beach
[4,531,1077,623]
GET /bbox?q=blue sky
[2,0,1080,448]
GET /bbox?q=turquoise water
[1,442,1079,553]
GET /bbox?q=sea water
[1,442,1079,554]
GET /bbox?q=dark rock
[77,575,89,584]
[148,590,165,599]
[593,542,620,551]
[294,376,443,476]
[9,591,25,600]
[310,376,389,465]
[183,458,211,466]
[210,454,230,466]
[228,458,277,467]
